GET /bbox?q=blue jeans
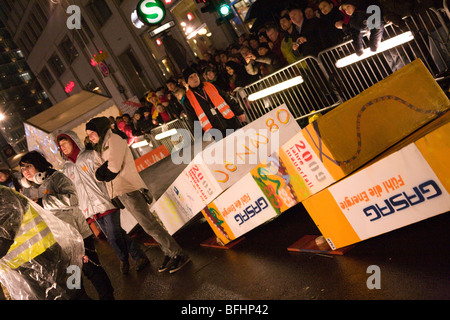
[95,209,147,262]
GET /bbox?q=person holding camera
[288,3,324,57]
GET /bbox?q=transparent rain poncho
[0,186,84,300]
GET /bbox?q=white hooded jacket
[58,131,117,220]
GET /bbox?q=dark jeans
[94,209,147,262]
[82,235,114,300]
[353,22,386,55]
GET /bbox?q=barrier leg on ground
[287,235,353,256]
[200,236,245,250]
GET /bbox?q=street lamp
[248,76,304,101]
[335,31,414,68]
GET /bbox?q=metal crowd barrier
[149,118,193,153]
[236,5,450,122]
[235,56,342,124]
[407,6,450,79]
[320,8,450,102]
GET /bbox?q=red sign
[135,145,170,172]
[99,62,110,76]
[65,81,75,93]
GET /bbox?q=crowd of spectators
[109,82,188,146]
[175,0,424,92]
[111,0,439,145]
[177,0,418,93]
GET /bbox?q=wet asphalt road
[82,153,450,303]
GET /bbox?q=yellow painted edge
[303,189,361,249]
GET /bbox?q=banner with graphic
[250,151,299,215]
[200,61,450,246]
[155,61,450,245]
[152,162,215,235]
[152,183,200,236]
[135,145,170,172]
[277,131,335,201]
[205,174,277,243]
[152,105,300,235]
[202,106,301,190]
[304,139,450,249]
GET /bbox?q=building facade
[0,0,253,109]
[0,19,52,166]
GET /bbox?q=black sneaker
[158,255,171,273]
[168,255,191,274]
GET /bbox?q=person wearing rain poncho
[19,151,114,300]
[56,131,149,275]
[0,186,85,300]
[85,117,191,274]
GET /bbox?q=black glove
[95,161,119,182]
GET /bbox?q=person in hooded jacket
[56,131,150,275]
[85,117,191,274]
[19,151,114,300]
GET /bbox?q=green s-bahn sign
[137,0,166,26]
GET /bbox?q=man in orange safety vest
[182,67,246,139]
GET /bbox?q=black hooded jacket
[342,0,385,55]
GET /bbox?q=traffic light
[218,3,231,16]
[216,2,234,25]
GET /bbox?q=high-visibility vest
[1,205,56,270]
[186,82,235,132]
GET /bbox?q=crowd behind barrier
[119,0,450,146]
[234,2,450,125]
[8,1,450,159]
